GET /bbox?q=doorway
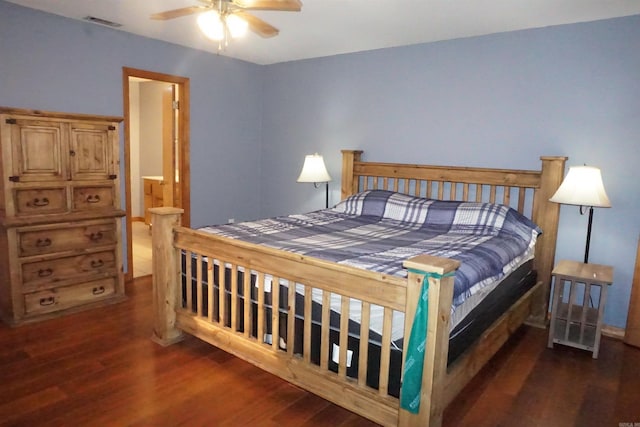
[122,67,190,281]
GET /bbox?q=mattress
[198,190,541,314]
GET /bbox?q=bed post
[399,255,460,427]
[150,206,185,346]
[341,149,363,200]
[529,156,567,327]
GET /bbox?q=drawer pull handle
[90,259,104,269]
[36,238,52,247]
[39,297,55,306]
[86,195,101,204]
[92,286,105,295]
[89,232,103,242]
[29,197,50,207]
[38,268,53,277]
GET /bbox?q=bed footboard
[150,207,460,427]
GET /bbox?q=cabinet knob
[86,195,101,204]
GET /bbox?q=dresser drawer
[18,221,117,256]
[14,187,67,215]
[23,277,116,315]
[72,185,115,211]
[21,250,117,290]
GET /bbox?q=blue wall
[261,16,640,328]
[1,1,639,328]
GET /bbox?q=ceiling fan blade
[235,11,279,38]
[150,6,206,21]
[231,0,302,12]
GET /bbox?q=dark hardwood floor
[1,276,638,426]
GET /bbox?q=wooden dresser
[0,107,126,325]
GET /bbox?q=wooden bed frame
[151,150,566,426]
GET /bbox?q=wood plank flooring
[1,276,639,426]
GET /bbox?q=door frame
[122,66,191,282]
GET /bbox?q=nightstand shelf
[548,259,613,358]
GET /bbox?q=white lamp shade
[297,153,332,183]
[226,14,248,38]
[198,11,248,41]
[549,165,611,208]
[198,11,224,41]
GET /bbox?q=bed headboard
[340,149,567,326]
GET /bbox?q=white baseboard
[601,324,625,340]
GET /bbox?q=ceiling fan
[151,0,302,49]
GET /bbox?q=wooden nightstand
[548,259,613,358]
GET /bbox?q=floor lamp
[297,153,332,209]
[549,165,611,263]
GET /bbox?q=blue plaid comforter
[199,190,541,308]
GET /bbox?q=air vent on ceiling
[83,16,122,28]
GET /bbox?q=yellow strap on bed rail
[400,268,455,414]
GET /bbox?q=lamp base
[584,206,594,264]
[325,182,329,209]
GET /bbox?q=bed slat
[196,254,203,317]
[378,307,393,396]
[490,184,495,202]
[518,187,526,213]
[320,291,331,369]
[231,263,238,331]
[207,260,214,322]
[338,295,350,378]
[244,266,252,338]
[503,186,511,206]
[303,285,312,363]
[218,259,226,325]
[185,251,193,311]
[257,272,266,346]
[272,276,280,351]
[287,280,296,355]
[358,301,371,388]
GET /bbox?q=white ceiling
[7,0,640,65]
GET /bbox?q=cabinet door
[152,181,164,208]
[69,122,116,181]
[5,117,68,182]
[143,179,153,225]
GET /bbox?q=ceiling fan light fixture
[226,14,249,38]
[197,10,225,41]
